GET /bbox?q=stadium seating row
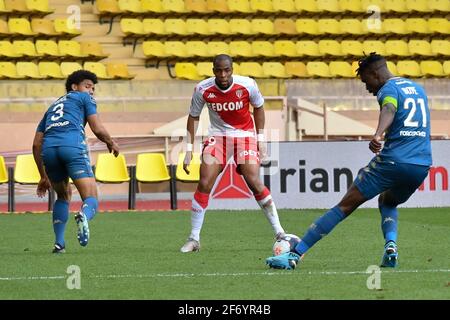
[0,40,109,60]
[120,17,449,37]
[97,0,450,16]
[0,61,135,79]
[142,40,450,59]
[174,60,450,79]
[0,18,81,38]
[0,0,53,16]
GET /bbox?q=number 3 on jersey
[50,103,64,121]
[403,98,426,128]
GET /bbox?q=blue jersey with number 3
[36,91,97,150]
[377,77,432,166]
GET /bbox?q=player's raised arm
[87,114,119,157]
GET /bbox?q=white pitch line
[1,269,449,281]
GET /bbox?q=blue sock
[379,204,398,244]
[81,197,98,221]
[294,206,346,255]
[53,199,69,246]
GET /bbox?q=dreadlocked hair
[356,52,386,76]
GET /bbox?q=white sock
[257,194,285,235]
[189,198,206,241]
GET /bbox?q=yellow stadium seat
[141,0,168,13]
[339,0,363,12]
[274,18,297,35]
[196,62,214,77]
[118,0,143,14]
[164,18,189,36]
[96,0,121,15]
[106,63,135,79]
[232,62,240,74]
[361,0,384,12]
[273,0,296,12]
[60,62,82,77]
[16,61,44,78]
[185,0,209,12]
[229,41,253,57]
[431,40,450,56]
[0,19,10,37]
[162,0,186,12]
[26,0,54,14]
[251,41,275,57]
[384,0,408,13]
[175,62,203,80]
[38,62,64,79]
[274,40,298,57]
[142,18,167,36]
[120,18,145,36]
[296,41,321,57]
[262,62,291,78]
[0,62,24,78]
[54,18,82,36]
[81,41,110,59]
[406,18,429,34]
[35,39,61,57]
[383,18,409,35]
[186,41,210,57]
[339,19,365,35]
[207,19,231,35]
[420,60,445,77]
[0,0,10,13]
[250,0,274,12]
[176,152,201,182]
[206,0,229,12]
[8,18,36,36]
[295,0,319,12]
[95,153,130,183]
[408,40,434,56]
[84,62,112,79]
[207,41,229,56]
[227,0,254,13]
[329,61,355,78]
[317,0,342,12]
[318,19,341,35]
[0,155,8,184]
[340,40,363,56]
[31,18,60,36]
[285,61,309,77]
[13,40,41,57]
[14,154,40,184]
[164,41,189,57]
[142,41,168,58]
[406,0,431,12]
[387,61,398,76]
[306,62,331,78]
[362,18,384,35]
[251,19,275,35]
[428,18,450,35]
[58,40,87,58]
[5,0,29,13]
[136,153,171,183]
[238,62,264,78]
[319,40,343,56]
[385,40,409,57]
[362,40,386,56]
[428,0,450,12]
[396,60,422,77]
[186,19,211,35]
[295,19,320,36]
[443,61,450,75]
[0,41,21,58]
[229,19,253,35]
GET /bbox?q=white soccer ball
[272,234,300,256]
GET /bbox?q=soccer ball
[272,234,300,256]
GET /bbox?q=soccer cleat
[75,212,89,247]
[266,252,302,270]
[180,238,200,253]
[52,243,65,254]
[380,241,398,268]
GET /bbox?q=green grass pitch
[0,208,449,300]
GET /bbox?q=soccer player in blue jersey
[32,70,119,253]
[266,53,432,270]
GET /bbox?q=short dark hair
[356,52,386,76]
[65,70,98,93]
[213,54,233,67]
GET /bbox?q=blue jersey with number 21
[36,91,97,150]
[377,77,432,166]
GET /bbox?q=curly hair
[65,70,98,93]
[356,52,386,76]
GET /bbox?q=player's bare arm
[32,131,51,197]
[253,105,267,160]
[87,114,119,157]
[184,114,199,174]
[370,103,396,154]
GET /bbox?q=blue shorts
[354,156,430,204]
[42,146,94,182]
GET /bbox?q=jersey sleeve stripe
[382,96,398,110]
